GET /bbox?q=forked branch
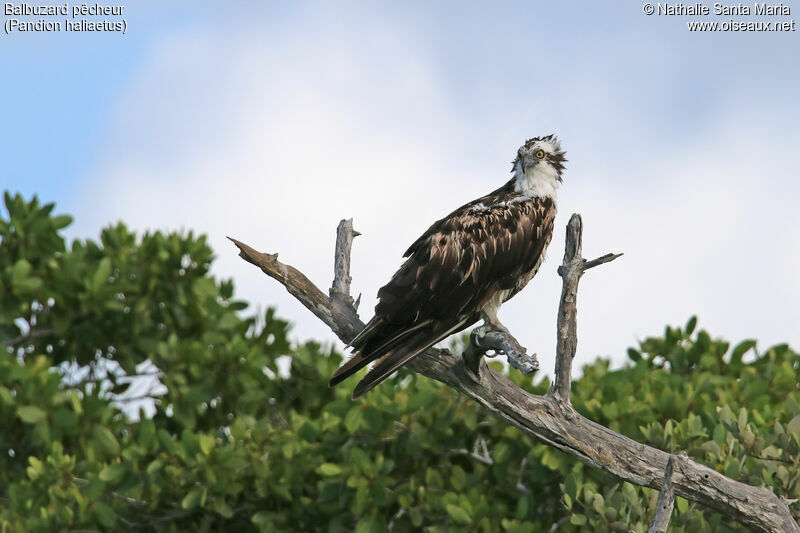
[228,214,799,533]
[551,215,623,404]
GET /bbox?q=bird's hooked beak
[520,156,539,174]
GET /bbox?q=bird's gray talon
[473,325,488,340]
[493,323,511,335]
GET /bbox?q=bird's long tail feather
[329,318,433,388]
[350,319,468,399]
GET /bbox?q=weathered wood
[550,214,584,403]
[583,252,624,271]
[227,236,363,342]
[550,214,623,404]
[648,455,676,533]
[330,218,358,307]
[228,216,800,533]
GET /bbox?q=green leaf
[592,493,605,514]
[181,486,206,510]
[570,513,587,525]
[349,447,370,471]
[0,386,13,406]
[251,511,272,526]
[92,257,112,290]
[51,214,73,229]
[737,408,748,432]
[516,495,530,519]
[94,501,116,527]
[138,419,155,448]
[724,456,740,478]
[685,316,697,335]
[99,463,127,483]
[198,434,214,455]
[10,259,32,284]
[450,465,466,491]
[601,403,619,420]
[215,500,234,518]
[26,456,44,479]
[318,463,343,476]
[52,408,77,429]
[157,428,179,454]
[363,406,382,432]
[297,421,319,442]
[146,459,163,476]
[786,414,800,437]
[92,426,120,456]
[408,389,437,410]
[730,339,756,365]
[17,405,46,424]
[495,442,512,465]
[445,504,472,525]
[344,406,364,433]
[563,473,579,499]
[13,276,42,292]
[356,516,381,533]
[676,496,689,513]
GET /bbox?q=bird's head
[512,134,567,182]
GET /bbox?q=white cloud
[69,5,800,383]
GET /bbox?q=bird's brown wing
[330,189,555,398]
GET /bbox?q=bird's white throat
[513,161,560,201]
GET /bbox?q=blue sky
[2,2,798,377]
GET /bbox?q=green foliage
[1,193,798,531]
[569,318,800,532]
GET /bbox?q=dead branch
[330,218,359,309]
[228,214,799,533]
[446,436,494,466]
[648,455,677,533]
[2,327,55,348]
[550,215,624,404]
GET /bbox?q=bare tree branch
[551,214,584,403]
[446,437,495,466]
[550,214,622,404]
[583,252,624,271]
[227,236,362,343]
[330,218,359,309]
[228,215,800,533]
[648,455,677,533]
[2,328,55,348]
[550,215,622,404]
[72,476,149,507]
[516,456,529,493]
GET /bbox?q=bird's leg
[480,309,510,335]
[463,310,538,376]
[472,310,510,357]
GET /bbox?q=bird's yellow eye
[535,150,545,159]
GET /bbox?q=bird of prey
[330,135,566,399]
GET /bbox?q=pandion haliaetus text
[330,135,567,398]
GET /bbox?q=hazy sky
[2,1,798,378]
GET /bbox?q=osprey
[330,135,566,398]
